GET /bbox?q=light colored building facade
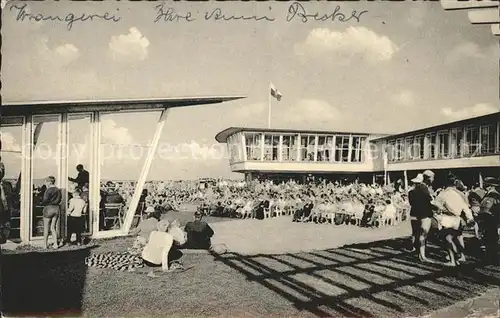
[216,112,500,186]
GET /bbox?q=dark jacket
[184,220,214,249]
[0,181,14,224]
[105,191,124,204]
[469,188,486,208]
[70,170,89,188]
[408,183,434,219]
[42,186,62,206]
[480,189,500,220]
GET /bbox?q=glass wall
[300,135,316,162]
[281,135,297,161]
[384,117,500,163]
[227,133,244,163]
[263,134,280,161]
[387,140,395,161]
[351,136,366,162]
[480,124,497,155]
[242,132,369,163]
[244,133,262,161]
[317,136,333,162]
[464,125,479,156]
[31,115,62,239]
[0,117,24,240]
[67,114,92,235]
[98,112,159,232]
[424,132,436,159]
[414,135,424,160]
[395,138,404,161]
[450,128,463,158]
[335,135,350,162]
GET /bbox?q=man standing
[469,182,486,239]
[68,164,89,189]
[408,170,436,262]
[477,177,500,265]
[408,173,424,252]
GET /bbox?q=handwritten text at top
[8,2,368,31]
[154,3,368,24]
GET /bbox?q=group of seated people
[128,209,215,271]
[195,181,409,228]
[292,193,408,227]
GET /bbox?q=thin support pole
[404,170,409,193]
[122,108,170,233]
[268,82,272,129]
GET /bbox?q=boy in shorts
[67,188,87,245]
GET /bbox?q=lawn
[2,216,500,317]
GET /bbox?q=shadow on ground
[212,237,500,317]
[1,246,95,317]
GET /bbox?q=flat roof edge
[215,127,389,143]
[2,95,246,107]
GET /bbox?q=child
[67,188,87,245]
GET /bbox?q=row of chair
[260,204,408,227]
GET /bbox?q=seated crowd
[196,180,410,228]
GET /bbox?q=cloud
[232,102,267,118]
[101,119,135,145]
[232,99,341,127]
[445,42,497,65]
[441,103,498,120]
[391,90,415,107]
[0,132,21,152]
[407,6,426,28]
[294,27,399,63]
[34,38,80,68]
[54,44,80,64]
[288,99,341,123]
[109,27,150,63]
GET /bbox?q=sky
[1,0,499,181]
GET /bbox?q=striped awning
[441,0,499,36]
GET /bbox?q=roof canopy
[373,111,500,141]
[215,127,379,143]
[441,0,499,36]
[1,96,245,116]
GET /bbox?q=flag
[270,83,282,101]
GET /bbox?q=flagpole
[268,81,272,129]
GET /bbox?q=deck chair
[273,205,283,217]
[132,202,146,228]
[264,207,271,218]
[103,203,124,229]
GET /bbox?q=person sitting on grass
[183,211,214,250]
[129,207,161,255]
[141,219,186,272]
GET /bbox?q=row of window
[385,121,500,162]
[234,133,367,163]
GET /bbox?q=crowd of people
[407,170,500,266]
[114,171,499,268]
[0,159,499,270]
[195,180,409,228]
